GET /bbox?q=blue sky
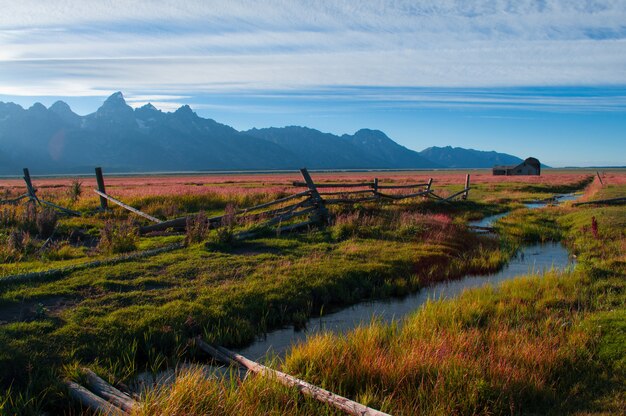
[1,1,625,166]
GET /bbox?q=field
[0,169,624,415]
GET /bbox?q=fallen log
[82,368,138,413]
[94,189,162,223]
[196,340,391,416]
[65,381,126,415]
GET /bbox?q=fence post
[95,167,108,210]
[596,171,604,186]
[427,178,433,192]
[373,178,379,198]
[299,168,329,223]
[462,174,470,200]
[22,168,40,205]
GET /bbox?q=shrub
[67,179,82,203]
[35,207,58,238]
[214,203,237,245]
[98,219,138,254]
[185,211,211,245]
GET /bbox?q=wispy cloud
[1,0,625,104]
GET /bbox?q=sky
[1,0,625,167]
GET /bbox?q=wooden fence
[96,168,471,235]
[1,167,471,238]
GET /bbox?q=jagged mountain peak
[104,91,126,105]
[28,102,47,113]
[141,103,158,111]
[174,104,197,117]
[49,100,72,113]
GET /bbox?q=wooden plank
[23,168,41,205]
[426,178,433,192]
[95,167,109,210]
[237,190,311,214]
[325,196,380,204]
[94,189,162,223]
[0,194,28,204]
[299,168,329,222]
[293,181,375,188]
[82,368,138,413]
[140,194,313,234]
[65,381,126,415]
[376,183,429,189]
[39,198,82,217]
[375,190,430,200]
[197,341,391,416]
[319,189,375,196]
[443,188,471,202]
[275,218,320,234]
[462,174,470,200]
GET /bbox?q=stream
[133,193,580,390]
[236,193,580,361]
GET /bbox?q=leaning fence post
[299,168,329,223]
[23,168,40,205]
[462,174,470,200]
[95,167,108,210]
[596,171,604,186]
[427,178,433,192]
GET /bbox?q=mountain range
[0,92,526,174]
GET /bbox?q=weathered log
[298,168,329,222]
[0,194,28,204]
[39,198,82,217]
[318,189,375,196]
[376,183,429,189]
[95,167,109,210]
[94,189,162,223]
[237,191,311,213]
[65,381,126,415]
[375,190,430,200]
[197,340,391,416]
[462,174,470,200]
[443,188,471,202]
[293,181,375,188]
[325,196,380,204]
[82,368,138,413]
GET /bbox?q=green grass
[0,174,602,414]
[136,180,624,416]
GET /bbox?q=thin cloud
[0,0,625,107]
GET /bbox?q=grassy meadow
[0,169,623,414]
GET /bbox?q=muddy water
[236,195,580,361]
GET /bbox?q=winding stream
[134,193,580,389]
[236,194,579,361]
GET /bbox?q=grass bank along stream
[0,173,603,414]
[139,178,624,415]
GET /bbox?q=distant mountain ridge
[419,146,524,168]
[0,92,524,174]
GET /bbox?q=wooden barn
[493,157,541,176]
